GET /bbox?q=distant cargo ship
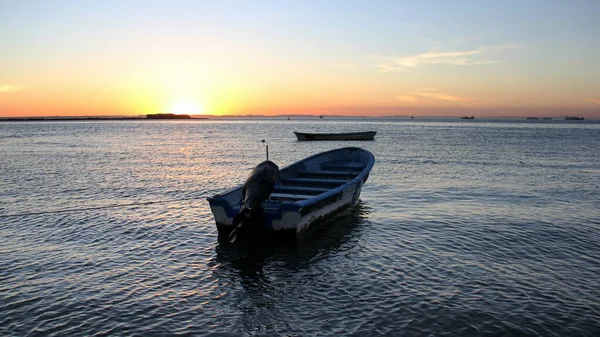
[461,116,475,119]
[564,116,585,120]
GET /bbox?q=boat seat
[273,186,330,194]
[320,164,366,172]
[281,177,349,186]
[269,193,314,201]
[298,170,359,176]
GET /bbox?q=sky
[1,0,599,118]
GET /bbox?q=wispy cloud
[0,84,22,93]
[376,45,517,71]
[396,89,478,105]
[589,98,600,105]
[415,91,465,102]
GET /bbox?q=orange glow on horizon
[1,79,599,118]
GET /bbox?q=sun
[168,100,204,115]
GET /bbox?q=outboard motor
[229,160,279,243]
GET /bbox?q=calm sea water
[1,118,599,336]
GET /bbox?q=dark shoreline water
[1,119,599,336]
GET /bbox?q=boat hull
[294,131,376,141]
[207,147,374,241]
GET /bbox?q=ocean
[1,118,599,336]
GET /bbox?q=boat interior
[267,162,367,203]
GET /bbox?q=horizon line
[1,114,596,121]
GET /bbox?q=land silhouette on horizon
[1,113,596,121]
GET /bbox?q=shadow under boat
[213,200,372,275]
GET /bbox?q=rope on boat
[0,196,209,218]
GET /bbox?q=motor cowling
[240,160,279,211]
[229,160,279,243]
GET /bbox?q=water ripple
[1,120,599,336]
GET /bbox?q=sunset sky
[1,0,599,117]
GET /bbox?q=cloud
[376,45,517,71]
[590,98,600,105]
[415,91,465,102]
[396,89,478,106]
[0,84,22,92]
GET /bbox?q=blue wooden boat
[207,147,375,242]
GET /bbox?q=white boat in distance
[294,131,376,141]
[207,147,375,242]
